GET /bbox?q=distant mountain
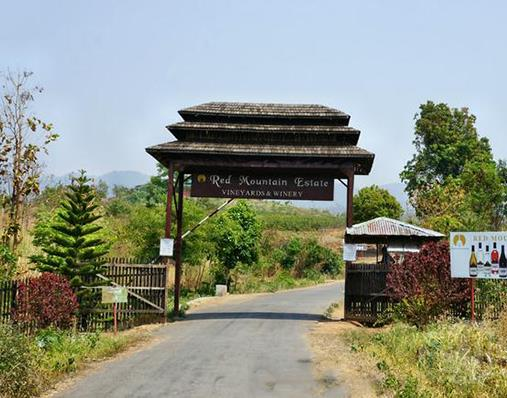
[96,171,150,189]
[42,170,150,191]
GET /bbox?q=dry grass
[347,315,507,398]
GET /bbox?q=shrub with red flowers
[386,240,470,327]
[13,272,79,329]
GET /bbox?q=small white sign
[343,243,357,261]
[160,238,174,256]
[450,231,507,279]
[356,244,367,252]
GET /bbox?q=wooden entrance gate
[146,102,375,315]
[87,260,170,330]
[0,260,171,331]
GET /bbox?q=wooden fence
[0,279,20,324]
[344,262,393,323]
[344,262,507,324]
[0,260,171,332]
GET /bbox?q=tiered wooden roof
[146,102,374,177]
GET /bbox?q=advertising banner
[450,232,507,279]
[191,173,334,201]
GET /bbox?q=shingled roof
[178,102,350,125]
[146,101,374,176]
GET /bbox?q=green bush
[0,244,17,282]
[0,324,43,398]
[300,239,343,277]
[277,238,303,270]
[211,200,261,272]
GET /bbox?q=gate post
[162,162,174,321]
[344,168,355,320]
[173,173,184,317]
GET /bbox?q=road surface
[57,282,344,398]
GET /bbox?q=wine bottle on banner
[500,245,507,278]
[469,245,478,277]
[491,242,500,276]
[484,245,492,276]
[477,242,484,276]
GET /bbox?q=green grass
[0,325,147,398]
[347,318,507,398]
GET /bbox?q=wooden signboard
[191,173,334,201]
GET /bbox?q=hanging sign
[191,173,334,201]
[343,243,357,261]
[101,286,128,304]
[160,238,174,256]
[450,232,507,279]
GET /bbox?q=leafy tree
[353,185,403,224]
[401,101,506,232]
[494,159,507,228]
[0,71,59,250]
[401,101,492,196]
[31,171,109,314]
[412,177,467,234]
[211,201,261,279]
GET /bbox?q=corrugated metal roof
[346,217,444,238]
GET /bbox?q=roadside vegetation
[347,317,507,398]
[0,323,147,398]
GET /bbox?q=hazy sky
[2,0,507,187]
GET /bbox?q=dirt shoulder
[307,303,387,397]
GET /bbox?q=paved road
[58,282,344,398]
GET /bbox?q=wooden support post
[162,163,174,322]
[470,279,475,322]
[165,163,174,239]
[113,302,118,335]
[344,169,355,321]
[173,173,184,318]
[346,171,354,228]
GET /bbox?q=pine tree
[32,170,109,315]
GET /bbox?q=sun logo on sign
[197,175,206,183]
[453,234,466,247]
